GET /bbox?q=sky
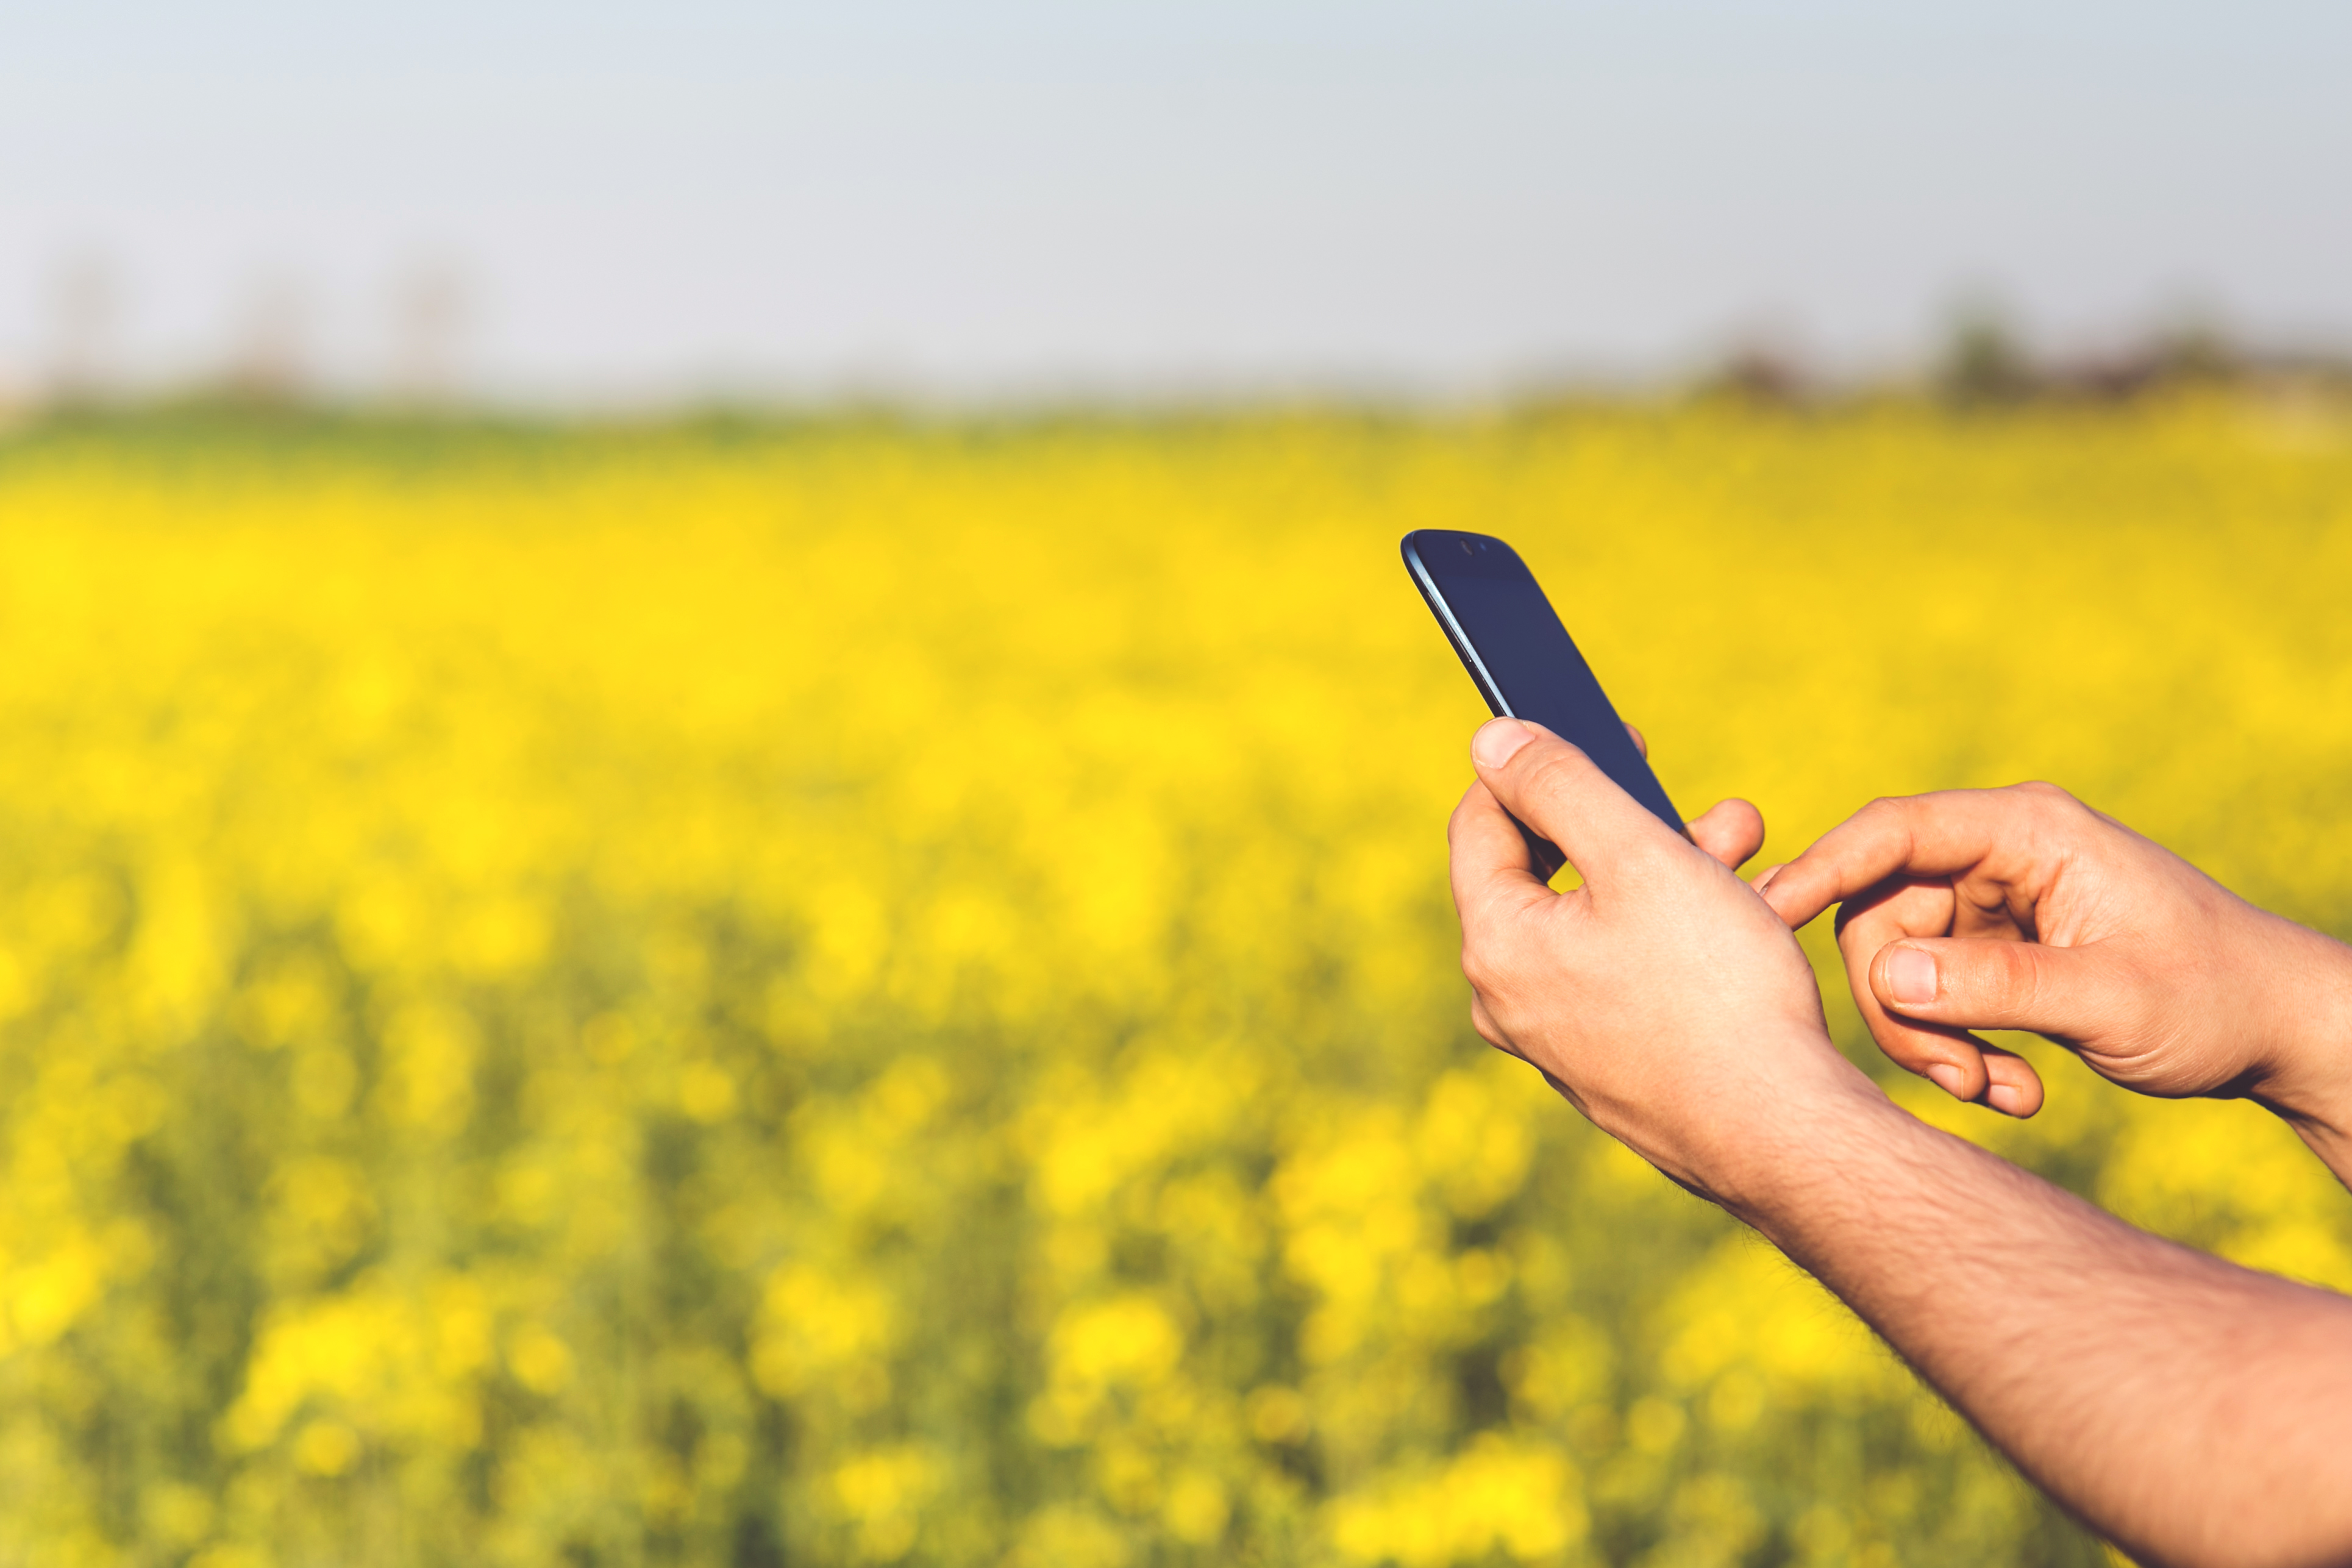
[2,0,2347,402]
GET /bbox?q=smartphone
[1400,529,1684,876]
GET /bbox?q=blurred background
[1,4,2350,1567]
[5,0,2350,407]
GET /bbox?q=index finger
[1447,779,1556,939]
[1759,790,2022,930]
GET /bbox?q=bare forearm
[1724,1086,2352,1568]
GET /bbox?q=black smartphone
[1401,529,1683,876]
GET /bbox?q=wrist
[2246,924,2352,1158]
[1691,1053,1897,1231]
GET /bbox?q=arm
[1732,1091,2352,1568]
[1752,783,2352,1186]
[1450,725,2352,1568]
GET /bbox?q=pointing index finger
[1759,791,2013,930]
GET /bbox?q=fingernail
[1986,1083,2026,1116]
[1926,1063,1967,1097]
[1885,946,1938,1007]
[1751,864,1783,894]
[1472,718,1535,769]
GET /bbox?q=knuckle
[1513,744,1583,800]
[2011,779,2086,818]
[1984,943,2042,1014]
[1459,938,1503,995]
[1853,794,1923,843]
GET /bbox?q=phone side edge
[1401,535,1572,879]
[1400,534,1511,720]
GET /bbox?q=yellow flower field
[0,398,2345,1566]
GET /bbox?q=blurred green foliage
[0,398,2345,1566]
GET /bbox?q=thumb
[1870,937,2141,1045]
[1470,717,1680,882]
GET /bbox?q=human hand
[1449,718,1878,1206]
[1756,783,2352,1142]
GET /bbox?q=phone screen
[1401,530,1683,856]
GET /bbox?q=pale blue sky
[2,0,2346,401]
